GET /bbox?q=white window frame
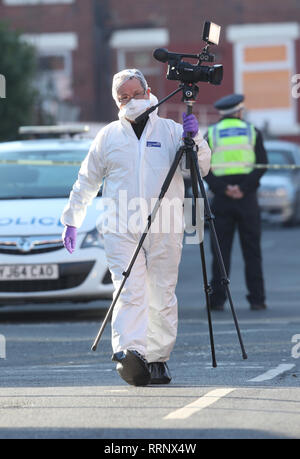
[110,28,169,73]
[227,23,300,135]
[21,33,78,99]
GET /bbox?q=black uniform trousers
[210,192,265,307]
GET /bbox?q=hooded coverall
[61,103,211,363]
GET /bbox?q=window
[0,148,87,199]
[227,23,300,135]
[110,28,169,100]
[22,33,78,121]
[37,50,73,101]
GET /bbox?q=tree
[0,22,37,142]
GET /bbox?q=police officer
[204,94,268,311]
[61,69,211,386]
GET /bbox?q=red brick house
[108,0,300,141]
[1,0,300,141]
[0,0,112,122]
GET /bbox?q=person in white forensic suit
[61,69,211,386]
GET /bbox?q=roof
[0,138,92,153]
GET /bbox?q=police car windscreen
[0,149,86,199]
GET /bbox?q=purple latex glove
[62,225,77,254]
[182,113,199,138]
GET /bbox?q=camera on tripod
[153,21,223,86]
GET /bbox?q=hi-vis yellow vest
[208,118,256,176]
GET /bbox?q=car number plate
[0,264,59,281]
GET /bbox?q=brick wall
[109,0,300,37]
[1,0,300,135]
[108,0,300,138]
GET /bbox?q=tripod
[91,82,247,367]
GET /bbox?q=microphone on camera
[153,48,199,63]
[153,48,170,63]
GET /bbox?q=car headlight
[259,187,289,198]
[81,227,104,249]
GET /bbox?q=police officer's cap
[214,94,244,115]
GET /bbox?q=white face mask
[120,98,151,122]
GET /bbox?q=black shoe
[112,349,151,386]
[250,303,267,311]
[149,362,172,384]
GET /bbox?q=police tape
[210,163,300,170]
[1,159,300,170]
[0,159,82,166]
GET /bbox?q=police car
[0,126,113,305]
[258,140,300,225]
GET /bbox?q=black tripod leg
[190,148,248,360]
[206,211,247,359]
[189,155,217,368]
[200,243,217,367]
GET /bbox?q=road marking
[104,389,129,393]
[248,363,295,382]
[163,388,235,420]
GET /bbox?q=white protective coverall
[61,96,211,363]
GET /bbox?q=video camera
[153,21,223,86]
